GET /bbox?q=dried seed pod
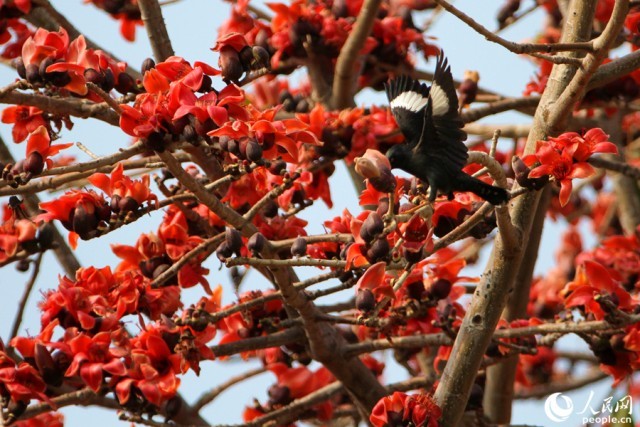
[247,232,266,255]
[360,212,384,243]
[291,237,307,257]
[356,289,375,312]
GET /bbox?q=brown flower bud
[225,228,243,255]
[356,289,375,312]
[141,57,156,74]
[248,232,266,255]
[291,237,307,257]
[360,212,384,243]
[245,139,263,162]
[428,278,452,300]
[23,151,44,175]
[219,46,244,82]
[367,238,390,262]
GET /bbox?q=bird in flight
[384,53,508,205]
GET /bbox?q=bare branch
[8,253,43,343]
[138,0,175,62]
[331,0,382,109]
[433,0,594,56]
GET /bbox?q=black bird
[384,54,508,205]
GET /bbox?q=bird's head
[385,144,411,169]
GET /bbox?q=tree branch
[331,0,382,109]
[138,0,175,62]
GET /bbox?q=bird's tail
[455,173,509,205]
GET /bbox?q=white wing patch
[390,91,429,112]
[429,83,449,117]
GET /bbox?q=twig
[0,137,81,277]
[588,156,640,179]
[86,82,122,114]
[192,366,267,410]
[152,232,223,288]
[0,90,120,126]
[515,370,607,399]
[344,313,640,357]
[226,257,347,269]
[138,0,175,62]
[433,0,594,55]
[331,0,382,109]
[8,253,43,343]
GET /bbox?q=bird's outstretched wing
[385,74,431,148]
[416,53,468,171]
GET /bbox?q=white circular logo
[544,392,574,422]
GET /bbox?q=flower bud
[225,228,243,255]
[23,151,44,175]
[458,70,479,106]
[72,204,98,238]
[25,63,41,84]
[118,196,139,213]
[219,46,243,82]
[268,385,292,407]
[245,139,263,162]
[141,57,156,74]
[354,149,395,193]
[239,46,254,70]
[115,71,136,94]
[512,156,549,190]
[291,237,307,257]
[428,278,452,300]
[84,68,103,86]
[360,212,384,243]
[497,0,520,27]
[367,238,390,262]
[356,289,375,312]
[247,232,266,255]
[216,241,233,262]
[251,46,270,70]
[13,57,26,79]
